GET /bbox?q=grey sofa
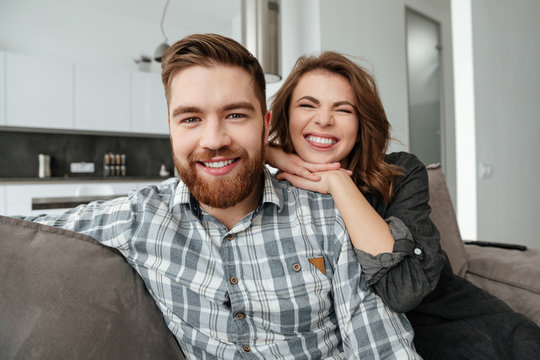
[1,165,538,359]
[427,163,540,327]
[0,216,185,360]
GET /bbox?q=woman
[266,51,540,359]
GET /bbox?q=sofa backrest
[0,215,185,360]
[426,164,468,277]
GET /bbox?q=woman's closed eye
[335,108,353,114]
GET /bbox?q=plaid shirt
[29,168,419,359]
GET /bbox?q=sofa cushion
[426,164,468,276]
[0,215,185,360]
[464,244,540,326]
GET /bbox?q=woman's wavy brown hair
[268,51,403,203]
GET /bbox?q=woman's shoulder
[384,151,425,170]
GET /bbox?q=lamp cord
[160,0,171,43]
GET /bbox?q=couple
[24,33,539,359]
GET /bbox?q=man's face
[168,64,269,209]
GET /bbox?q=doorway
[406,8,444,165]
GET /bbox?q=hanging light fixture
[242,0,282,82]
[154,0,171,62]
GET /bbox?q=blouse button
[226,234,235,241]
[414,248,422,256]
[236,312,245,320]
[243,345,251,352]
[292,263,301,272]
[230,276,238,285]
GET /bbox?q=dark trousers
[407,261,540,360]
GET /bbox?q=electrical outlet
[478,163,493,179]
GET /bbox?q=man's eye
[181,117,199,124]
[227,113,245,119]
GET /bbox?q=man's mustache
[188,148,248,163]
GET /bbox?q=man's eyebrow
[221,101,256,112]
[171,106,202,117]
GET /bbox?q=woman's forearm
[327,172,394,256]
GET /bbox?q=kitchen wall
[0,130,173,179]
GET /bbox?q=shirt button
[292,263,302,272]
[414,248,422,256]
[243,345,251,352]
[226,234,234,241]
[236,312,245,320]
[230,276,238,285]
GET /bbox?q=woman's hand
[276,169,352,195]
[265,145,344,182]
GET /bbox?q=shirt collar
[171,166,283,216]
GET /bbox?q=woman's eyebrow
[333,100,355,107]
[297,96,320,104]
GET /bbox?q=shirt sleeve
[332,213,420,359]
[20,192,136,250]
[354,152,447,312]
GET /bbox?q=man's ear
[263,111,271,144]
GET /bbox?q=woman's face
[288,70,359,164]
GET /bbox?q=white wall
[472,0,540,249]
[318,0,456,202]
[0,0,240,72]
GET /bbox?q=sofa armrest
[464,244,540,326]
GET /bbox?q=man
[24,34,420,359]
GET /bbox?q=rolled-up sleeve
[354,152,447,313]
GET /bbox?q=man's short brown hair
[161,33,267,115]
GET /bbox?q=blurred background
[0,0,538,249]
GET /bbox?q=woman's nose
[315,110,334,128]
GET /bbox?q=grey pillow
[0,215,185,360]
[426,164,469,277]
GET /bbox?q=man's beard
[173,144,265,209]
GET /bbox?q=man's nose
[314,110,334,128]
[199,118,232,150]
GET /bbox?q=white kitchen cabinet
[131,71,169,135]
[0,52,5,126]
[74,64,130,133]
[0,185,6,215]
[6,53,73,129]
[3,181,159,217]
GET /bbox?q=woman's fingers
[278,172,327,193]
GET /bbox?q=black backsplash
[0,130,174,178]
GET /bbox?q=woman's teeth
[306,135,337,145]
[203,159,235,168]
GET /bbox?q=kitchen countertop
[0,176,169,184]
[32,194,128,210]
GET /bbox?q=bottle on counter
[120,154,127,177]
[103,153,110,177]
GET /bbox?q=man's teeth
[203,159,235,168]
[306,136,337,145]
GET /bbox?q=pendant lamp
[154,0,171,62]
[242,0,282,82]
